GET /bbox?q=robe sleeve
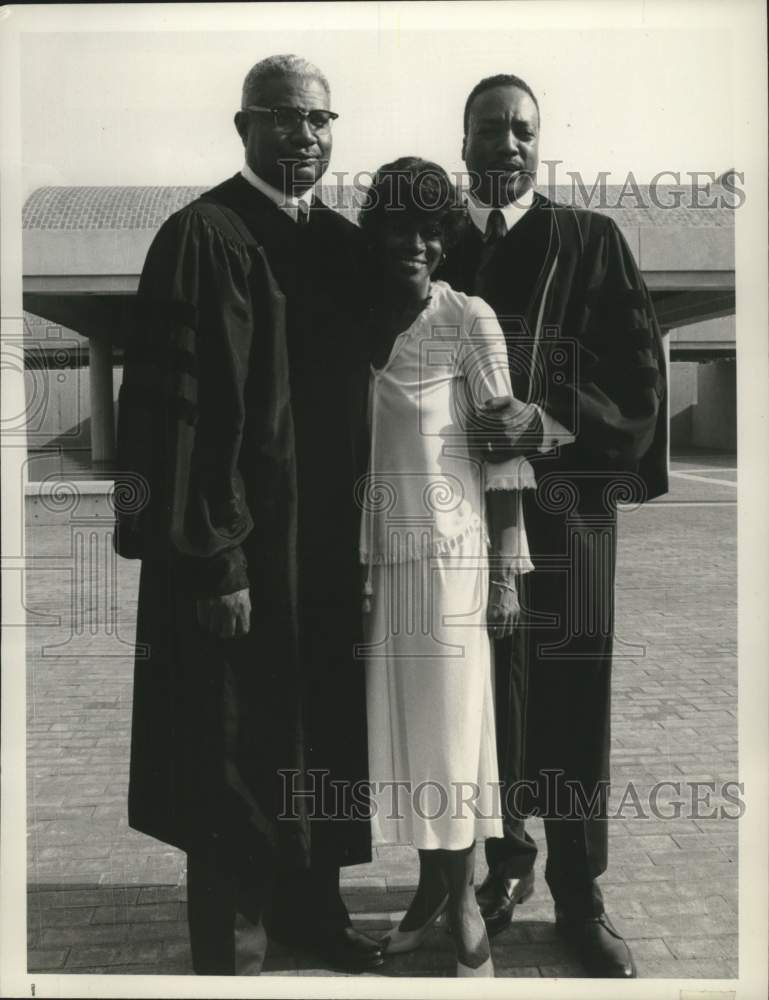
[544,215,666,466]
[115,206,256,597]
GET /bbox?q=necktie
[483,208,507,244]
[475,209,507,296]
[296,200,310,226]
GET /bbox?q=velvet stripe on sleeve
[116,207,257,596]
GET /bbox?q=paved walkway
[25,453,738,978]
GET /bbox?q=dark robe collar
[201,173,338,240]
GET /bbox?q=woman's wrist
[488,557,517,582]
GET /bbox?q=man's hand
[487,580,521,639]
[484,398,541,454]
[196,588,251,639]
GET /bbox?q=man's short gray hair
[241,55,330,108]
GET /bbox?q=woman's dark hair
[358,156,466,248]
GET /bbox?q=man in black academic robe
[440,73,667,979]
[114,55,378,975]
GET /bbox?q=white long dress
[360,281,535,850]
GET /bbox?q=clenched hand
[196,588,251,639]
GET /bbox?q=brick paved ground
[25,453,738,978]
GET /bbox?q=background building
[21,181,736,480]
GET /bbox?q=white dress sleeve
[458,296,536,575]
[458,295,513,409]
[458,295,538,492]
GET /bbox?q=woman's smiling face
[376,215,445,290]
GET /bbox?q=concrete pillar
[88,336,115,463]
[693,359,737,451]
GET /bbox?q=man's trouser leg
[484,611,539,879]
[483,636,611,908]
[534,653,611,918]
[186,842,269,975]
[269,862,350,938]
[525,490,616,917]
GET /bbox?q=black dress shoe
[270,923,384,972]
[268,919,384,971]
[555,911,637,978]
[313,925,385,971]
[476,869,535,937]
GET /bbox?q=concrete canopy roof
[22,182,737,232]
[22,183,736,341]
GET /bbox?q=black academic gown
[441,194,667,915]
[115,175,372,878]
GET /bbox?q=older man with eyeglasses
[115,54,378,975]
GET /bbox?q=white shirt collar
[465,187,535,236]
[240,162,314,222]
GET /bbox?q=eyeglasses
[244,105,339,133]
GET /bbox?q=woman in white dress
[357,158,536,977]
